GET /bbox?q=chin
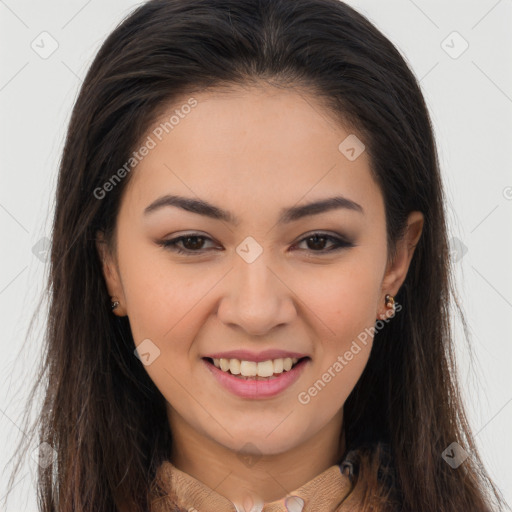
[213,424,307,456]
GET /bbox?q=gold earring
[385,294,395,309]
[377,294,395,320]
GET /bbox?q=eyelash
[157,232,354,256]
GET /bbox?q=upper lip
[202,349,310,362]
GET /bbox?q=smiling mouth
[202,356,310,380]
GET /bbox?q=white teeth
[211,356,301,377]
[257,360,274,377]
[240,360,258,377]
[273,358,284,373]
[229,358,241,375]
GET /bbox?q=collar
[151,459,354,512]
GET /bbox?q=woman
[3,0,508,510]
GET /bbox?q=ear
[95,230,127,316]
[378,211,424,318]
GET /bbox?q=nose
[216,250,297,336]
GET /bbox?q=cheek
[294,259,382,346]
[292,260,380,406]
[117,240,211,346]
[118,252,214,422]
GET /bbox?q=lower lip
[202,358,310,399]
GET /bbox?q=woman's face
[98,84,422,457]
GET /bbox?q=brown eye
[294,232,354,253]
[158,234,217,255]
[179,236,207,251]
[157,231,354,257]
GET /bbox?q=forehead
[121,84,383,222]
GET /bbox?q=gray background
[1,0,511,509]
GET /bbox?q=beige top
[150,459,357,512]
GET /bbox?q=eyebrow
[143,194,364,224]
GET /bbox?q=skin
[96,84,423,506]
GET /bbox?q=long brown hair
[3,0,508,510]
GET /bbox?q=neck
[168,407,345,505]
